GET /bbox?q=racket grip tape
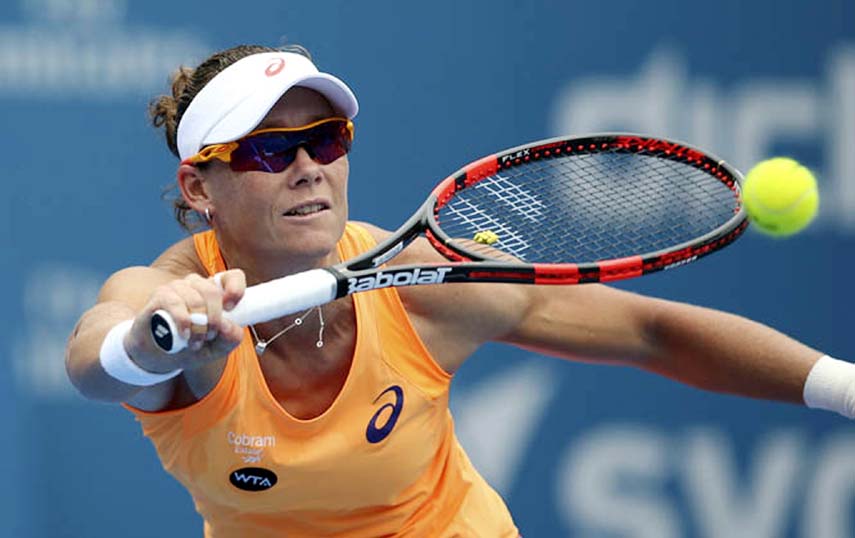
[150,268,340,354]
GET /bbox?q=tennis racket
[151,133,747,353]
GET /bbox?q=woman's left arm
[499,283,822,405]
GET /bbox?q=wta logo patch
[229,467,278,492]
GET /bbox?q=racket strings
[437,150,740,264]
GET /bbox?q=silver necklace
[249,306,325,356]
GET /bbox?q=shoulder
[99,236,204,307]
[151,235,206,275]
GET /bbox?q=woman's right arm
[65,265,246,410]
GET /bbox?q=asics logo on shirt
[366,385,404,444]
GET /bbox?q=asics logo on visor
[265,58,286,77]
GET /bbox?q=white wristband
[803,355,855,419]
[99,319,182,386]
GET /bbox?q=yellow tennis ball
[742,157,819,237]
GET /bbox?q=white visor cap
[176,51,358,161]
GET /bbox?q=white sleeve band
[803,355,855,419]
[99,319,182,386]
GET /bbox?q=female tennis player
[65,44,852,538]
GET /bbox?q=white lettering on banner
[14,264,102,398]
[556,426,680,538]
[21,0,127,24]
[830,51,855,229]
[551,45,855,232]
[680,429,802,538]
[548,424,855,537]
[453,361,560,495]
[0,0,209,99]
[802,433,855,538]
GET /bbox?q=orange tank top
[126,223,519,538]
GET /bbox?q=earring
[204,207,212,223]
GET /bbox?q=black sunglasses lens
[308,122,352,164]
[229,136,297,173]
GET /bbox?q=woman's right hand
[125,269,247,374]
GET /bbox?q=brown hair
[149,44,312,231]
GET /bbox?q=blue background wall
[3,0,854,536]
